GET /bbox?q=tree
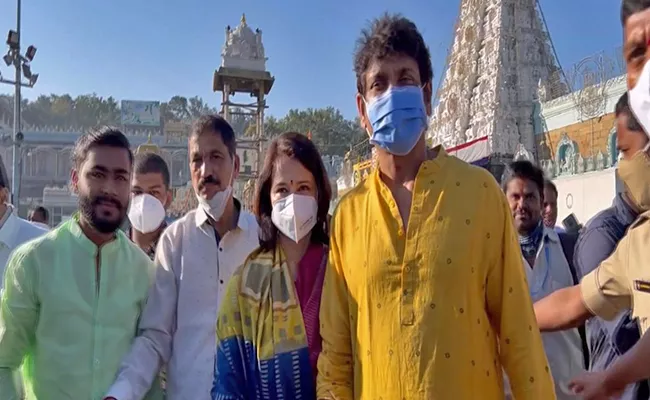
[0,95,14,123]
[188,96,216,119]
[71,94,120,127]
[22,95,53,126]
[230,107,255,137]
[248,107,365,156]
[0,93,364,157]
[164,95,191,121]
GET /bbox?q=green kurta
[0,215,162,399]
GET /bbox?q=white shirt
[0,206,48,289]
[523,228,584,400]
[106,205,259,400]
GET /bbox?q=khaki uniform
[582,210,650,333]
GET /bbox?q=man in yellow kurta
[316,14,555,400]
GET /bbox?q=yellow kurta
[317,149,555,400]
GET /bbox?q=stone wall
[553,168,620,226]
[538,113,616,161]
[533,74,626,171]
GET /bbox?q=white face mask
[128,193,166,234]
[271,194,318,243]
[196,159,235,221]
[630,60,650,137]
[196,186,232,221]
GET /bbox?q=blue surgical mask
[364,85,428,156]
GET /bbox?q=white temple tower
[213,14,274,208]
[428,0,566,175]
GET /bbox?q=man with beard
[104,115,259,400]
[534,2,650,398]
[502,160,584,399]
[0,127,162,399]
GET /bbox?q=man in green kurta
[0,127,162,400]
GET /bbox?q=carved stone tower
[214,14,274,208]
[428,0,566,178]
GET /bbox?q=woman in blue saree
[212,132,332,400]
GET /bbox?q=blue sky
[0,0,624,120]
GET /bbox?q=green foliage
[0,94,364,157]
[0,93,218,128]
[246,107,366,157]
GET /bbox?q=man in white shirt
[502,160,584,399]
[105,115,259,400]
[0,164,47,398]
[0,178,47,288]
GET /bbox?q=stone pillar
[222,83,231,122]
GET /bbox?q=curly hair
[621,0,650,25]
[353,13,433,95]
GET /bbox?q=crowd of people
[2,1,650,399]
